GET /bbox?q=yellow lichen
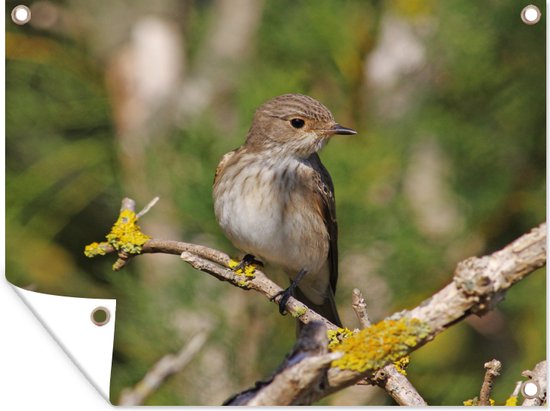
[329,318,430,373]
[393,356,410,375]
[228,258,256,277]
[106,209,150,254]
[327,327,355,349]
[505,396,518,406]
[463,397,495,406]
[236,279,250,288]
[84,209,150,258]
[106,209,150,253]
[84,241,109,257]
[291,306,308,318]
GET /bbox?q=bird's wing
[213,148,238,186]
[309,153,338,292]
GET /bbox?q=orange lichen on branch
[84,209,150,258]
[329,318,430,373]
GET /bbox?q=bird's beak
[330,123,357,135]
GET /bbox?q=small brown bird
[213,94,356,327]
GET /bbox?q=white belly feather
[214,156,328,277]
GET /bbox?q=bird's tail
[294,286,342,332]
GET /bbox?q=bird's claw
[270,269,307,316]
[233,254,263,272]
[229,254,262,280]
[271,288,292,315]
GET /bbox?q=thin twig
[120,197,136,212]
[479,359,501,405]
[511,380,522,397]
[118,330,210,405]
[351,288,371,328]
[505,381,522,406]
[136,196,160,219]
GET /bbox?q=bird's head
[245,94,356,157]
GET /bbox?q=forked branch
[85,198,546,405]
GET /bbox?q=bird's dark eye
[290,118,305,129]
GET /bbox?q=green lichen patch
[329,318,430,373]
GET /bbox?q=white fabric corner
[13,286,116,401]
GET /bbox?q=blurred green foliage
[6,0,545,405]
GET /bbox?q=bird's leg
[271,268,308,315]
[233,254,264,272]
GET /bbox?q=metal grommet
[521,380,540,399]
[11,5,31,25]
[521,5,541,25]
[91,306,111,327]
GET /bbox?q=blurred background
[6,0,545,405]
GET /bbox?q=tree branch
[309,222,546,403]
[521,360,547,406]
[351,288,427,406]
[351,288,371,328]
[86,199,546,405]
[96,237,339,330]
[479,359,501,405]
[223,321,341,406]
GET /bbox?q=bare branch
[311,223,546,403]
[119,330,210,405]
[224,321,341,406]
[375,365,427,406]
[521,360,547,406]
[409,223,546,329]
[249,352,341,406]
[178,250,336,329]
[479,359,501,405]
[120,197,136,212]
[351,288,371,328]
[136,196,160,219]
